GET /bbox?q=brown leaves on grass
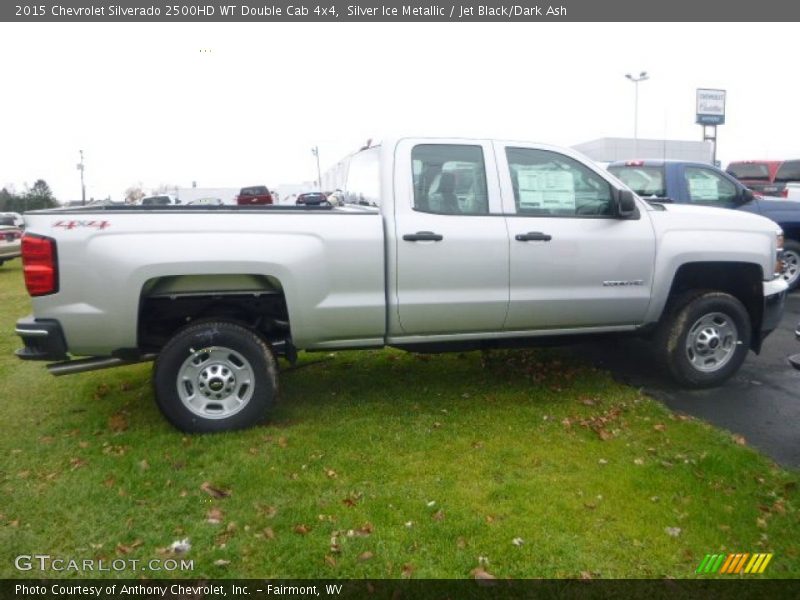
[431,510,445,522]
[108,413,128,432]
[357,551,374,562]
[732,434,747,446]
[401,563,415,578]
[201,481,231,499]
[69,457,87,470]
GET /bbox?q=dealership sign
[696,89,726,125]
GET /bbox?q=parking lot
[575,294,800,468]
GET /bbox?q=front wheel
[654,292,751,388]
[781,240,800,291]
[153,321,278,433]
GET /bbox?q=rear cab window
[608,165,667,198]
[344,147,381,207]
[727,163,771,181]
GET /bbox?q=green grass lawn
[1,260,798,579]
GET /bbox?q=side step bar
[47,354,157,377]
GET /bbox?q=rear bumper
[15,316,69,361]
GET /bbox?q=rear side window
[776,160,800,182]
[726,163,771,180]
[608,165,666,198]
[684,167,737,206]
[507,148,612,217]
[411,144,488,215]
[344,147,381,206]
[142,196,170,206]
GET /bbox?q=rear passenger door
[392,140,510,335]
[497,143,656,330]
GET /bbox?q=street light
[625,71,649,140]
[311,146,322,191]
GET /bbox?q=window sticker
[517,168,575,210]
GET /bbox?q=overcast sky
[1,22,796,201]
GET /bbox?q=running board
[47,354,157,376]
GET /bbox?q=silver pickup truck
[16,137,788,432]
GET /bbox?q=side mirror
[739,188,755,204]
[616,189,639,219]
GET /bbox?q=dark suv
[236,186,273,206]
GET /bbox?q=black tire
[654,291,751,388]
[153,321,278,433]
[781,240,800,291]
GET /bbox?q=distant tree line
[0,180,58,212]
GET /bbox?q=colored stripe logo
[696,553,773,574]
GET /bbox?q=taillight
[22,234,58,296]
[782,189,789,198]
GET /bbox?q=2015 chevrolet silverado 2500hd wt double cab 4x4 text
[15,138,787,432]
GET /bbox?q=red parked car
[726,160,783,196]
[236,185,273,205]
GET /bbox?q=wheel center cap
[208,378,224,392]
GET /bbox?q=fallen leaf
[634,458,645,466]
[263,527,275,539]
[324,468,338,479]
[294,524,311,535]
[324,555,337,568]
[213,559,230,567]
[139,460,150,471]
[471,567,496,580]
[401,563,414,578]
[512,537,524,547]
[580,571,593,580]
[757,517,768,529]
[206,508,224,524]
[358,551,374,562]
[201,481,231,499]
[653,423,666,432]
[732,434,747,446]
[277,437,288,448]
[665,527,682,537]
[432,509,445,521]
[108,413,128,432]
[69,457,87,470]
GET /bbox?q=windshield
[775,160,800,182]
[142,196,171,205]
[607,165,667,197]
[727,163,771,180]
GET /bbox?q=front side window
[506,148,613,217]
[684,167,737,206]
[411,145,489,215]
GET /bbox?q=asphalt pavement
[570,294,800,469]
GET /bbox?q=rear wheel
[654,291,751,388]
[153,321,278,432]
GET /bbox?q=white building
[572,137,714,165]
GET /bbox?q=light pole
[625,71,649,140]
[311,146,322,191]
[77,150,86,205]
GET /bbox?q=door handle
[403,231,444,242]
[515,231,552,242]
